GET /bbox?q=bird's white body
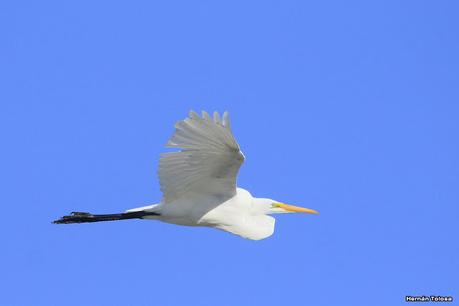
[127,188,276,240]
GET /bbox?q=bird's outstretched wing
[158,111,245,203]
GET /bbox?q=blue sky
[1,1,458,305]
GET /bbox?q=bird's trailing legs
[53,211,160,224]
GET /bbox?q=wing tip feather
[186,110,231,127]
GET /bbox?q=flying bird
[54,111,318,240]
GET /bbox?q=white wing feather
[158,111,245,203]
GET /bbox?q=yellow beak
[273,202,319,214]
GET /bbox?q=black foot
[53,212,95,224]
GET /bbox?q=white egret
[54,111,318,240]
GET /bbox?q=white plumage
[55,110,318,240]
[158,110,244,203]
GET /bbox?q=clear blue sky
[1,1,458,305]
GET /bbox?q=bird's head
[254,198,319,215]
